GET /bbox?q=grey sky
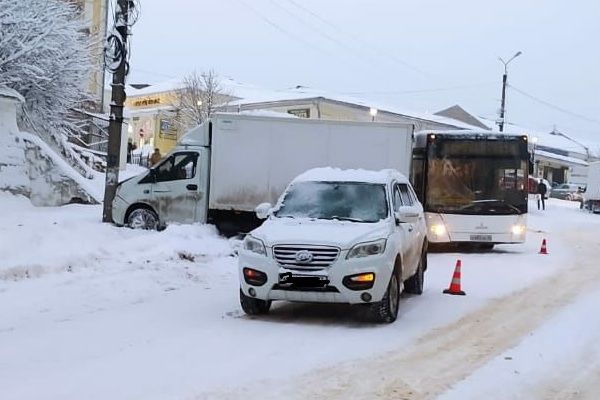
[128,0,600,147]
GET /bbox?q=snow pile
[0,192,231,280]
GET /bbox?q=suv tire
[369,272,400,323]
[240,289,271,315]
[405,248,426,295]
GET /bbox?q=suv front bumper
[239,249,395,305]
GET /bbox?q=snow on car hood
[251,217,392,249]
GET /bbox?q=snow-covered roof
[477,116,597,157]
[229,86,480,130]
[127,79,480,130]
[535,149,589,166]
[292,167,408,185]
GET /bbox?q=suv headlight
[243,235,267,256]
[347,239,387,259]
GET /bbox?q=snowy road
[234,223,600,400]
[1,193,599,400]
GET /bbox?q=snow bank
[0,192,230,279]
[0,86,101,205]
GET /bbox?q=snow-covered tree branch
[0,0,96,177]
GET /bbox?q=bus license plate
[470,234,492,242]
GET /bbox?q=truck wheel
[239,289,271,315]
[369,272,400,323]
[127,207,159,230]
[404,249,426,295]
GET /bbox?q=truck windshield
[426,139,528,215]
[275,182,389,222]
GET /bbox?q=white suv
[238,168,428,323]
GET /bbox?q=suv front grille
[273,245,340,270]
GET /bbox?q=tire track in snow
[204,227,600,400]
[303,228,600,400]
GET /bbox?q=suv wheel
[127,207,159,230]
[405,249,426,295]
[369,272,400,323]
[239,289,271,315]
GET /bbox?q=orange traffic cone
[539,238,548,254]
[443,259,466,296]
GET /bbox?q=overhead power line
[508,84,600,126]
[341,82,496,95]
[233,0,329,56]
[282,0,434,78]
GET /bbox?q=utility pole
[499,73,508,132]
[497,51,522,132]
[102,0,129,223]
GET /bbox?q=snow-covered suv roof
[292,167,408,185]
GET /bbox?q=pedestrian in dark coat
[537,179,547,210]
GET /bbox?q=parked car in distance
[550,183,584,201]
[238,168,428,323]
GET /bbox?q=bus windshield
[426,138,528,215]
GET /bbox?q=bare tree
[174,70,230,131]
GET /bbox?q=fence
[130,153,150,168]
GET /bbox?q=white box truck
[112,113,415,233]
[583,161,600,213]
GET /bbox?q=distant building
[124,79,479,155]
[72,0,109,110]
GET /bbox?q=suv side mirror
[395,206,419,224]
[255,202,273,220]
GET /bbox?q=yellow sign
[132,98,161,107]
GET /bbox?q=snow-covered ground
[1,194,599,400]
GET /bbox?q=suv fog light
[343,273,376,290]
[243,268,268,286]
[360,292,372,302]
[248,287,256,297]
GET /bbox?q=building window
[288,108,310,118]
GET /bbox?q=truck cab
[112,124,211,229]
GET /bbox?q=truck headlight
[347,239,387,259]
[243,235,267,256]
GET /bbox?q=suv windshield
[275,181,388,222]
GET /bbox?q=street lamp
[370,107,378,122]
[497,51,522,132]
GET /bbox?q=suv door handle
[408,225,414,232]
[186,184,198,191]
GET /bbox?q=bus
[411,130,529,248]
